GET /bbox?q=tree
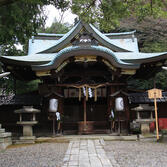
[0,0,70,94]
[39,18,71,34]
[116,16,167,90]
[71,0,167,32]
[0,0,69,55]
[1,0,167,50]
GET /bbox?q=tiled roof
[129,92,167,103]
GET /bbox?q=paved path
[62,139,116,167]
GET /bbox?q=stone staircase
[0,124,12,150]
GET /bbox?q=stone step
[0,129,5,133]
[0,141,12,150]
[0,135,12,150]
[15,140,35,144]
[0,132,12,138]
[0,125,12,150]
[0,137,12,144]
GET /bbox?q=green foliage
[140,41,167,53]
[71,0,167,32]
[71,0,129,32]
[128,0,167,21]
[128,71,167,91]
[1,0,166,48]
[0,0,45,46]
[39,19,71,34]
[15,79,41,94]
[0,0,70,55]
[0,77,40,95]
[116,16,167,90]
[155,71,167,90]
[0,76,14,94]
[1,44,25,56]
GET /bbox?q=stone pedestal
[136,119,155,135]
[0,124,12,150]
[16,121,37,144]
[141,123,150,134]
[23,125,33,136]
[17,121,38,136]
[160,130,167,143]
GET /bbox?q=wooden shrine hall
[1,21,167,135]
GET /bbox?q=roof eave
[32,46,140,71]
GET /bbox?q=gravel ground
[104,141,167,167]
[0,143,68,167]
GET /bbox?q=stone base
[15,136,36,144]
[0,139,12,150]
[160,130,167,143]
[0,124,12,150]
[141,123,150,134]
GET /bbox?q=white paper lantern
[115,97,124,111]
[49,99,58,112]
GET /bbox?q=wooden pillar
[56,87,64,115]
[57,87,64,133]
[124,96,130,132]
[58,98,63,114]
[124,96,130,121]
[108,86,116,115]
[107,85,116,132]
[154,97,159,140]
[83,97,87,129]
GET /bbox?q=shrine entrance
[62,87,108,134]
[38,55,130,135]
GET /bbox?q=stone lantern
[132,104,155,134]
[14,106,40,143]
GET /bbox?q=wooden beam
[46,83,126,87]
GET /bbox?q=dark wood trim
[48,83,126,87]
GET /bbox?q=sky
[45,5,77,27]
[16,5,76,50]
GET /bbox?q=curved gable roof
[32,46,140,71]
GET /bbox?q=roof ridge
[104,30,136,36]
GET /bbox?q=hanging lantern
[115,97,124,111]
[49,99,58,112]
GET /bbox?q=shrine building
[1,21,167,136]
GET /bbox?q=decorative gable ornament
[80,38,91,43]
